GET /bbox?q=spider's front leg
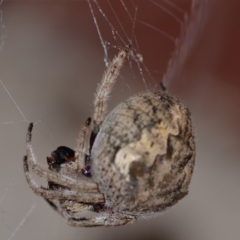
[75,117,95,176]
[25,123,97,192]
[24,123,104,203]
[92,45,131,133]
[75,117,91,171]
[23,156,104,203]
[74,46,131,177]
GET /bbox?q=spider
[24,46,195,227]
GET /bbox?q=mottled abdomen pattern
[92,91,195,215]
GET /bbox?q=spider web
[0,1,206,239]
[3,1,240,240]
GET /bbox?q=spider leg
[160,81,167,91]
[75,117,91,171]
[92,46,131,133]
[66,212,136,227]
[25,123,99,193]
[45,198,66,218]
[45,198,60,212]
[23,156,104,203]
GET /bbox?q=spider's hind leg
[67,212,136,227]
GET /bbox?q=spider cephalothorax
[24,46,195,227]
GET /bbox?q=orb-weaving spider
[24,46,195,227]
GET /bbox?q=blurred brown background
[0,1,240,240]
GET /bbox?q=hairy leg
[67,212,136,227]
[75,117,91,171]
[92,46,130,133]
[23,156,104,203]
[25,123,99,192]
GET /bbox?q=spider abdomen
[91,91,195,215]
